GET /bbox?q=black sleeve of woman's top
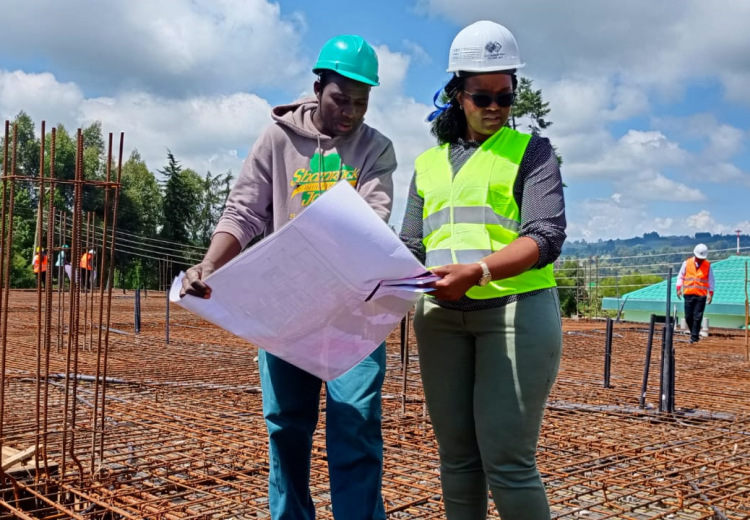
[513,136,567,268]
[398,173,427,264]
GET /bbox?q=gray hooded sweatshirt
[214,97,397,248]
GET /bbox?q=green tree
[192,170,234,247]
[47,125,76,210]
[1,112,38,221]
[510,78,565,175]
[7,193,37,287]
[10,249,37,288]
[82,121,105,154]
[81,122,107,214]
[599,273,665,298]
[512,78,552,136]
[160,151,198,244]
[159,152,202,274]
[5,112,40,199]
[554,260,581,317]
[0,113,38,282]
[120,150,162,237]
[115,150,165,287]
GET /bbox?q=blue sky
[0,0,748,240]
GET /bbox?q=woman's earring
[459,104,464,111]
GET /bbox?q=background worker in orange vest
[32,247,48,287]
[676,243,715,344]
[80,249,96,291]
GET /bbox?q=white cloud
[417,1,750,221]
[4,1,746,244]
[655,113,747,161]
[722,71,750,104]
[1,70,272,177]
[80,91,272,176]
[706,124,746,160]
[704,163,750,185]
[649,114,750,186]
[416,0,750,102]
[685,211,750,236]
[545,90,750,197]
[566,200,750,240]
[542,77,649,136]
[402,40,432,64]
[565,198,661,240]
[371,45,412,99]
[627,173,705,203]
[0,0,307,96]
[366,47,434,228]
[0,44,435,229]
[558,129,699,202]
[686,210,719,233]
[533,78,707,205]
[0,71,83,125]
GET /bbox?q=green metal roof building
[602,255,750,329]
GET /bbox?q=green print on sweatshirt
[291,153,360,206]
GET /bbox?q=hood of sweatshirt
[271,96,371,142]
[214,97,396,248]
[272,97,334,141]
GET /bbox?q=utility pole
[737,229,742,255]
[574,259,581,319]
[587,256,592,318]
[595,256,600,320]
[745,262,748,361]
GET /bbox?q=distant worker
[677,243,715,343]
[32,247,48,287]
[180,35,396,519]
[55,244,71,286]
[80,249,96,291]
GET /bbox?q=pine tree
[511,78,566,182]
[159,151,198,245]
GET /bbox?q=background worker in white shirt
[676,244,715,343]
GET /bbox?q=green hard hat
[312,35,380,86]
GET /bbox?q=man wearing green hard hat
[180,35,395,519]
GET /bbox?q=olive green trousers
[414,289,562,520]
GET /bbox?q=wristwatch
[476,261,492,287]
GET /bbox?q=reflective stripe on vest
[415,127,557,300]
[424,206,521,238]
[683,258,710,297]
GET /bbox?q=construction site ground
[1,290,749,519]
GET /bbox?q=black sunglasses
[463,91,515,108]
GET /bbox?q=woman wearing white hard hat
[400,21,566,519]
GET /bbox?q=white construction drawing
[170,181,433,380]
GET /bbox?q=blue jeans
[259,344,387,520]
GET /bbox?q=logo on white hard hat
[485,41,504,59]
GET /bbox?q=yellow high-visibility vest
[415,127,556,299]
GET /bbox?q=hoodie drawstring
[315,134,344,199]
[317,134,323,196]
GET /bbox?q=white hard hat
[694,244,708,259]
[89,249,95,254]
[447,21,525,74]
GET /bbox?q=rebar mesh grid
[1,291,749,519]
